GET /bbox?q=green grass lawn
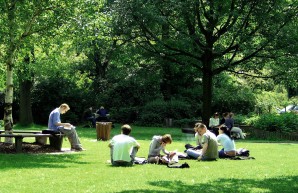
[1,124,298,193]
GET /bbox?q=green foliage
[31,75,87,125]
[255,90,288,114]
[138,99,193,126]
[213,74,256,114]
[110,106,139,124]
[253,113,298,133]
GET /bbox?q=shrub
[253,113,298,133]
[138,99,194,126]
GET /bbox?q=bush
[110,106,139,124]
[253,113,298,133]
[138,99,194,126]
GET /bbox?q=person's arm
[198,142,208,161]
[161,142,170,155]
[108,142,113,148]
[198,135,208,161]
[134,141,141,149]
[52,112,72,127]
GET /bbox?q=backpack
[167,162,190,169]
[237,148,250,157]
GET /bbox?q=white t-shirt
[217,134,236,152]
[110,134,139,162]
[209,117,219,127]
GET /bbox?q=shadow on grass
[116,176,298,193]
[0,153,89,170]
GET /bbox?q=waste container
[96,122,112,141]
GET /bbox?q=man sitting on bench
[48,103,84,151]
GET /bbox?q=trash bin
[96,122,112,141]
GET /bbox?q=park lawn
[0,125,298,193]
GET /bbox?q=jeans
[59,127,82,149]
[186,149,202,159]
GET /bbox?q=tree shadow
[0,153,89,171]
[116,175,298,193]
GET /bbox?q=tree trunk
[4,0,18,143]
[4,62,14,143]
[201,52,213,126]
[201,70,213,126]
[19,79,33,125]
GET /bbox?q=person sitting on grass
[185,125,203,152]
[108,124,140,166]
[147,134,175,164]
[209,112,221,136]
[186,123,218,161]
[48,103,84,151]
[217,126,236,158]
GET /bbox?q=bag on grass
[134,157,147,164]
[228,156,255,160]
[167,162,190,169]
[237,148,250,157]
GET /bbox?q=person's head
[214,112,219,118]
[100,106,104,109]
[194,123,207,136]
[60,103,70,114]
[219,126,231,138]
[229,112,234,118]
[161,134,172,144]
[121,124,132,135]
[223,112,229,118]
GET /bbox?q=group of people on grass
[209,112,246,139]
[109,121,244,166]
[47,103,245,165]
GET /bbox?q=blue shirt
[217,134,236,152]
[48,108,61,131]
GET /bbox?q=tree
[0,0,77,141]
[109,0,298,124]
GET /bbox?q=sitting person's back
[217,126,236,158]
[108,124,140,166]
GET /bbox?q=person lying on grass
[147,134,178,164]
[108,124,140,166]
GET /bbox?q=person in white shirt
[217,126,236,158]
[209,112,220,136]
[108,124,140,166]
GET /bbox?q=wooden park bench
[0,129,65,153]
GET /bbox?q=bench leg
[49,136,63,150]
[15,137,24,153]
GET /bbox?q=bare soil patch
[0,142,61,154]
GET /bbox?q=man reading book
[48,103,84,151]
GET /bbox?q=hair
[60,103,70,110]
[161,134,172,144]
[229,112,234,118]
[219,126,232,139]
[121,124,132,135]
[194,122,207,130]
[214,112,219,117]
[223,112,229,118]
